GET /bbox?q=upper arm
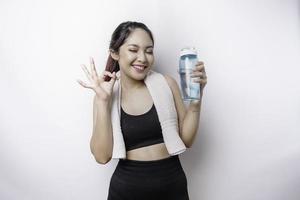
[164,74,187,135]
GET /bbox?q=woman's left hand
[190,61,207,95]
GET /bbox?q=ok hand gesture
[77,57,119,102]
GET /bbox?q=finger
[190,72,204,77]
[201,79,207,84]
[77,79,93,89]
[193,79,207,84]
[101,71,114,81]
[107,71,117,81]
[192,75,207,81]
[81,64,92,81]
[194,65,205,71]
[90,57,98,77]
[109,72,117,82]
[111,71,117,80]
[100,71,117,82]
[193,65,204,71]
[102,71,114,77]
[191,72,207,79]
[196,61,204,66]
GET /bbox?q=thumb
[109,72,117,83]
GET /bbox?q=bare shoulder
[163,74,178,89]
[163,74,183,97]
[163,74,183,103]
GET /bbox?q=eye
[146,49,153,54]
[128,49,153,54]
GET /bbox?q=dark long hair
[104,21,154,81]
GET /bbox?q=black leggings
[107,155,189,200]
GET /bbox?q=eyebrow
[127,44,154,48]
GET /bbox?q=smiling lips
[132,64,146,72]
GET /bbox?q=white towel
[111,70,187,159]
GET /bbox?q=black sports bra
[120,103,164,151]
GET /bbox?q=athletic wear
[120,103,164,151]
[107,155,189,200]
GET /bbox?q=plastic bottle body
[178,48,200,100]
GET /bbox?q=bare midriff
[126,143,171,161]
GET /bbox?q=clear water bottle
[178,47,201,100]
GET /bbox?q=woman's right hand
[77,57,119,102]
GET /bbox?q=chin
[131,68,150,79]
[134,73,148,81]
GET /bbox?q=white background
[1,0,299,199]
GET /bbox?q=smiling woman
[129,43,154,72]
[109,27,155,83]
[77,21,207,200]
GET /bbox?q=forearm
[181,96,203,148]
[90,100,113,164]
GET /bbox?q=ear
[110,49,119,61]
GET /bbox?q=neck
[120,72,146,91]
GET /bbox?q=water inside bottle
[179,54,200,100]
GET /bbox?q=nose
[137,51,147,63]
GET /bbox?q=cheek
[122,52,136,62]
[147,55,154,63]
[118,53,135,65]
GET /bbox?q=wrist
[95,98,111,108]
[189,100,201,111]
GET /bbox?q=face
[111,28,154,81]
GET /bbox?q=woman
[77,21,207,200]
